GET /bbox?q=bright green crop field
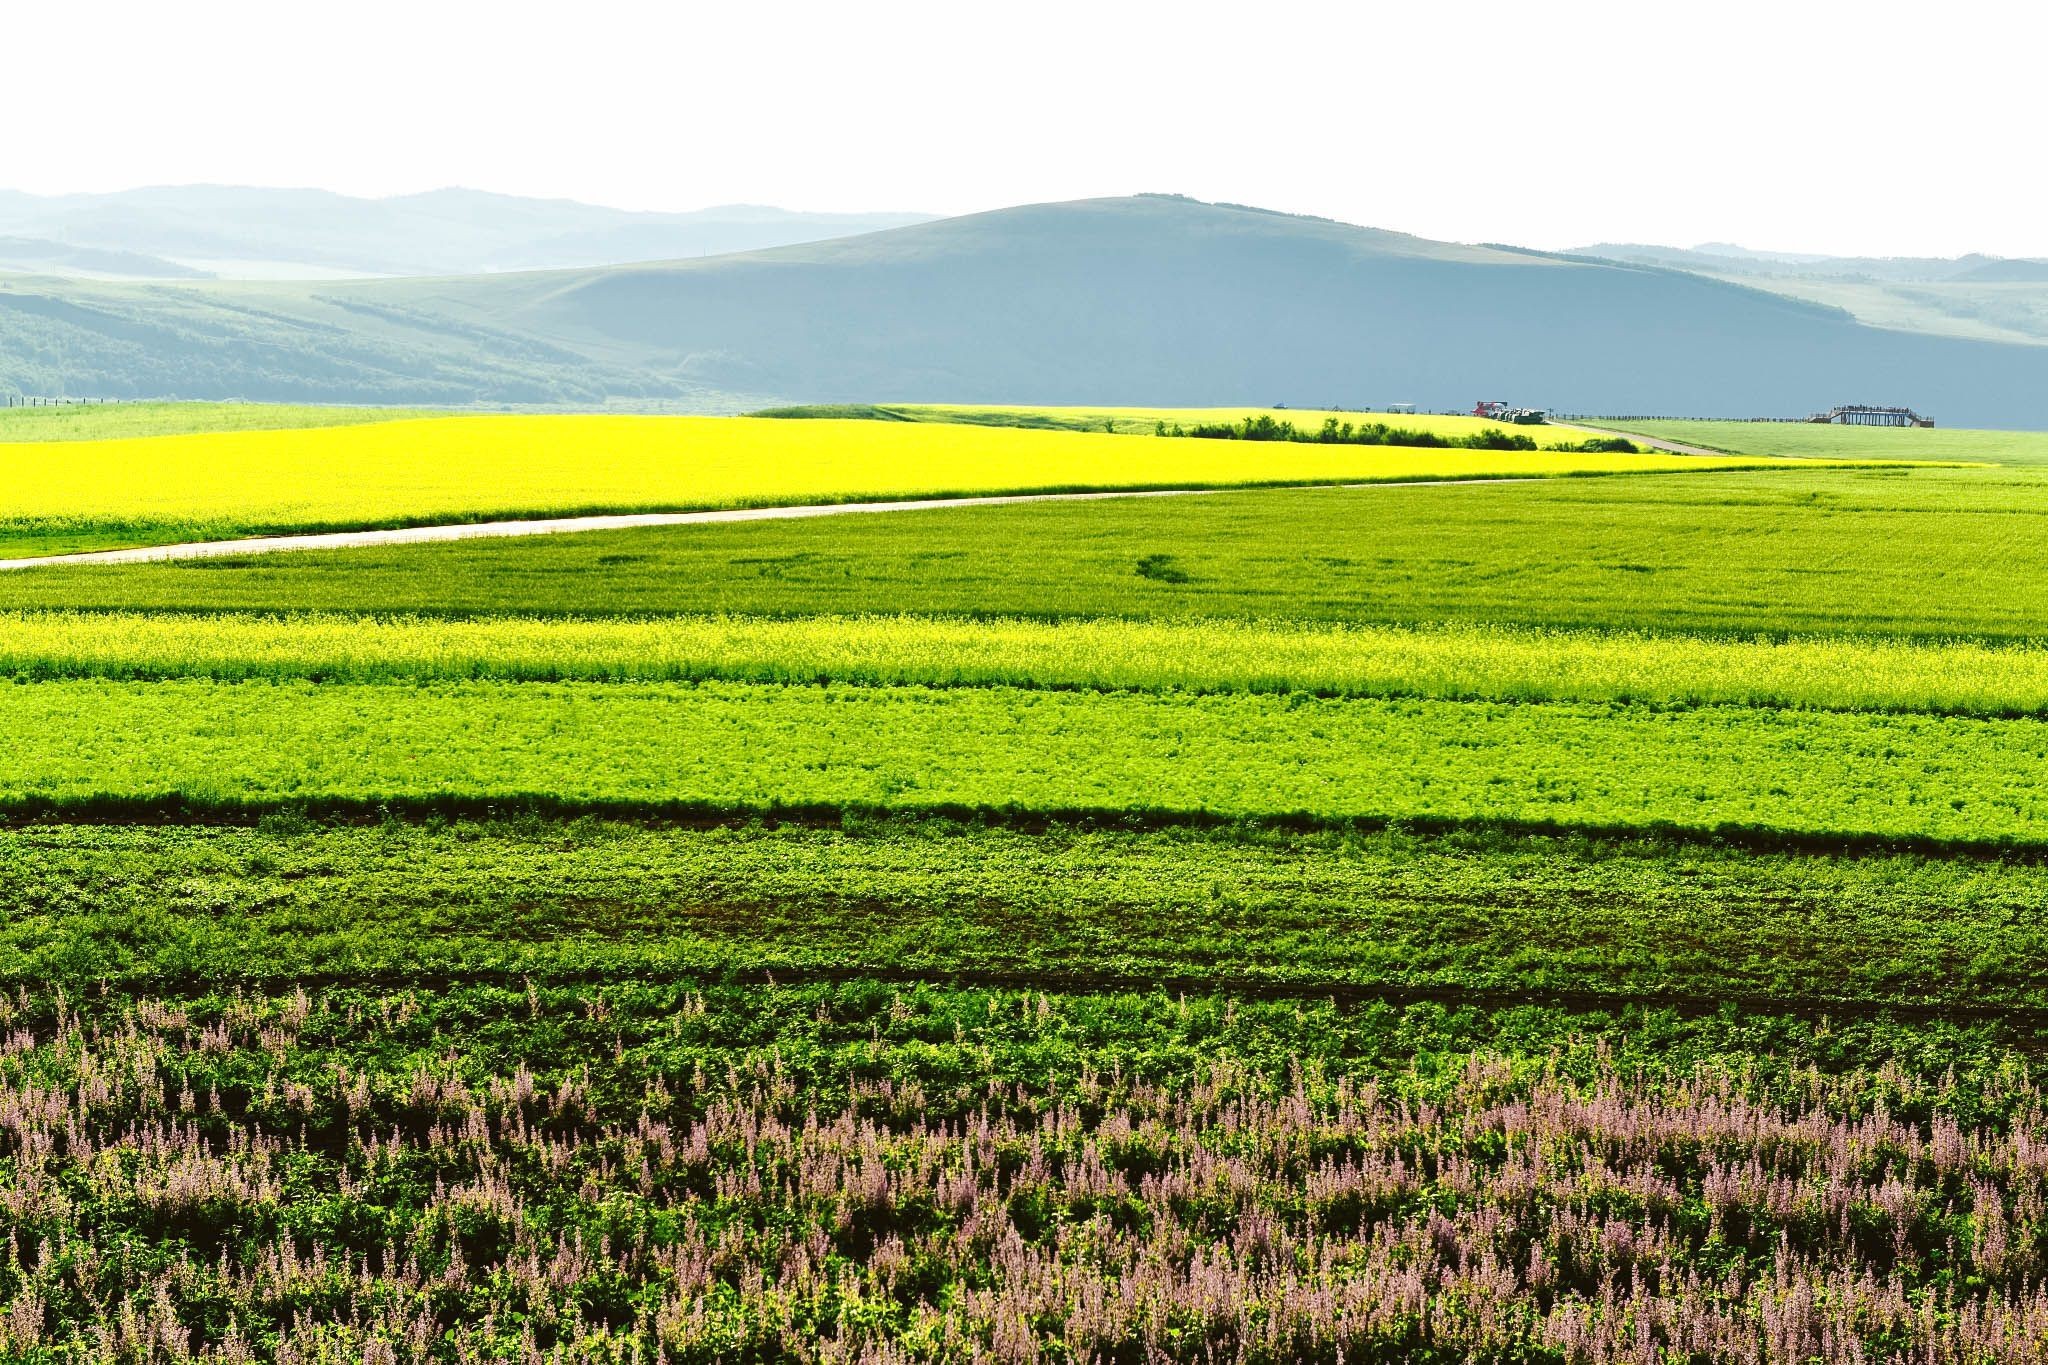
[11,404,2048,1360]
[8,466,2048,638]
[14,678,2048,849]
[1607,415,2048,465]
[17,607,2048,715]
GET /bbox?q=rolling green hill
[5,194,2048,425]
[1679,273,2048,348]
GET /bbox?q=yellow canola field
[6,413,1824,549]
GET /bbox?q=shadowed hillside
[5,195,2047,425]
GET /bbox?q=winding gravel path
[0,478,1549,571]
[1561,423,1736,458]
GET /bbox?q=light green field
[7,468,2039,640]
[13,677,2048,848]
[1606,416,2048,464]
[13,609,2048,717]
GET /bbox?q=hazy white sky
[7,0,2044,257]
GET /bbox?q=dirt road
[1564,423,1735,457]
[0,478,1546,571]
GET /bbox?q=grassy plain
[9,469,2048,637]
[0,412,1817,559]
[1608,415,2048,464]
[10,406,2048,1359]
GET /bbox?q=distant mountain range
[1569,241,2048,283]
[1569,242,2048,348]
[0,186,935,279]
[3,193,2046,426]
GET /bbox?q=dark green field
[10,818,2048,1012]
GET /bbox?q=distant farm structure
[1473,400,1549,425]
[1808,404,1935,428]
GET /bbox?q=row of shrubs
[1161,413,1638,454]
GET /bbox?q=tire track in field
[11,794,2048,864]
[0,475,1649,571]
[34,961,2048,1028]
